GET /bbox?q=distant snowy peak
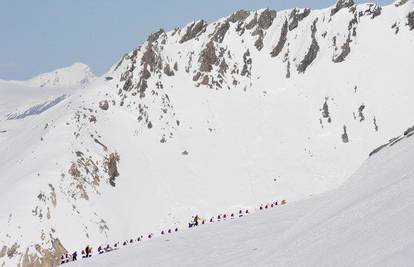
[26,62,95,88]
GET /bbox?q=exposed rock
[228,10,250,23]
[286,60,291,78]
[147,29,165,43]
[394,0,410,7]
[99,100,109,111]
[199,41,218,72]
[106,153,120,187]
[173,62,178,71]
[245,14,258,30]
[333,34,352,63]
[366,4,382,19]
[20,239,67,267]
[6,243,19,258]
[271,20,288,57]
[212,21,230,43]
[404,125,414,136]
[253,29,265,51]
[258,9,277,30]
[297,19,320,73]
[373,117,379,132]
[180,20,208,43]
[219,59,229,75]
[321,98,332,123]
[0,246,6,257]
[241,49,252,77]
[369,143,388,156]
[193,72,202,81]
[391,22,400,34]
[331,0,355,16]
[105,76,113,81]
[200,75,210,85]
[163,64,175,76]
[408,11,414,30]
[289,8,311,31]
[68,163,81,177]
[89,115,97,123]
[342,125,349,143]
[122,77,133,91]
[141,44,160,72]
[358,104,365,122]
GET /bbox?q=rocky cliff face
[1,1,414,266]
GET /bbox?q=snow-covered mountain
[1,0,414,266]
[70,124,414,267]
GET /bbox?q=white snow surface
[1,1,414,266]
[69,130,414,267]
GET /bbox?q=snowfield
[69,129,414,267]
[1,0,414,266]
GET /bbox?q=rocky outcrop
[342,125,349,143]
[211,21,230,43]
[321,98,332,123]
[163,64,175,76]
[241,49,252,77]
[333,34,352,63]
[297,19,319,73]
[19,239,66,267]
[271,20,288,57]
[228,10,250,23]
[289,8,311,31]
[358,104,366,122]
[106,153,120,187]
[199,41,218,72]
[180,20,208,43]
[408,11,414,30]
[331,0,355,16]
[99,100,109,111]
[249,9,277,51]
[147,29,165,43]
[258,9,277,30]
[370,125,414,156]
[394,0,410,7]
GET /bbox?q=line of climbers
[60,199,287,265]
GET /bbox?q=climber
[72,251,78,261]
[194,214,200,226]
[98,246,104,254]
[85,245,92,258]
[60,255,66,264]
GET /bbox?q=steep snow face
[71,127,414,267]
[1,1,414,266]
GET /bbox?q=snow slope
[71,125,414,267]
[1,0,414,266]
